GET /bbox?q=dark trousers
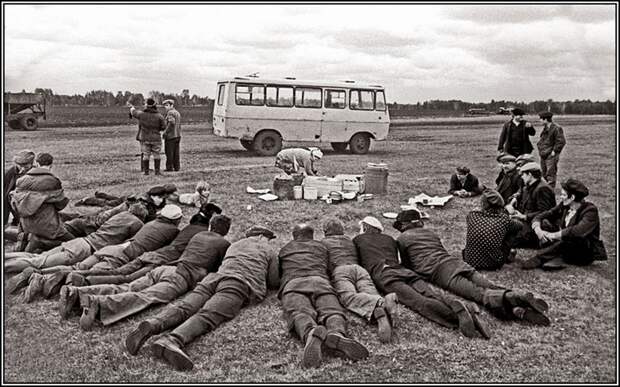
[540,154,560,188]
[535,239,595,266]
[506,219,539,249]
[4,195,19,226]
[165,138,181,171]
[439,269,503,305]
[149,275,251,346]
[64,217,99,238]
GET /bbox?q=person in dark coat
[448,166,483,197]
[394,209,550,326]
[73,215,231,331]
[10,153,76,253]
[506,162,556,249]
[4,150,35,226]
[521,178,607,270]
[495,153,522,203]
[279,223,369,368]
[353,216,490,339]
[497,108,536,157]
[536,111,566,188]
[129,98,166,175]
[463,189,521,270]
[121,226,279,371]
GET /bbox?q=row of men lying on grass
[5,179,605,371]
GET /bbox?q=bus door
[321,89,348,142]
[290,87,323,141]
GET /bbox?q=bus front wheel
[349,133,371,154]
[253,131,282,156]
[20,116,38,131]
[240,139,254,150]
[331,142,348,153]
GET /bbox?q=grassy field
[3,115,616,383]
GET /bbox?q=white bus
[212,77,390,156]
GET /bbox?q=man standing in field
[162,99,182,172]
[497,108,536,157]
[536,111,566,189]
[128,98,166,175]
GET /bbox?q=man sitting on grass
[448,166,484,198]
[495,153,522,203]
[121,226,279,371]
[321,217,398,343]
[59,215,231,331]
[521,178,608,270]
[279,223,369,369]
[393,208,550,326]
[353,216,490,339]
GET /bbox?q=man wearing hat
[448,166,484,197]
[64,203,223,287]
[275,147,323,176]
[162,99,182,172]
[353,216,491,339]
[10,152,76,253]
[522,178,607,270]
[463,189,521,270]
[393,208,551,326]
[4,149,36,226]
[121,225,279,371]
[506,162,556,249]
[494,153,521,203]
[514,153,535,168]
[497,108,536,157]
[6,204,184,298]
[74,215,231,331]
[278,223,369,368]
[129,98,166,175]
[536,111,566,188]
[321,217,398,343]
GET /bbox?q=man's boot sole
[451,300,479,338]
[324,333,369,361]
[302,326,326,368]
[125,321,153,356]
[152,341,194,371]
[377,315,392,343]
[58,286,78,320]
[522,308,551,326]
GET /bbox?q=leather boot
[154,159,162,175]
[142,160,150,175]
[140,153,145,172]
[483,289,511,319]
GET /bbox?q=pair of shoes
[383,293,399,327]
[512,306,551,326]
[42,271,67,298]
[79,295,99,331]
[6,267,37,294]
[323,332,369,362]
[23,272,45,303]
[520,256,542,270]
[126,321,155,356]
[152,336,194,371]
[542,257,566,271]
[373,307,392,343]
[302,326,327,368]
[58,285,79,320]
[66,272,88,287]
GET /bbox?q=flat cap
[515,153,535,167]
[481,189,505,209]
[561,178,589,198]
[163,183,178,194]
[511,108,525,116]
[160,204,183,220]
[497,153,517,163]
[13,150,35,164]
[519,162,541,173]
[245,226,276,239]
[147,186,167,196]
[396,209,422,224]
[162,99,175,106]
[539,111,553,120]
[360,216,384,232]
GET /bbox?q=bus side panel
[224,117,321,142]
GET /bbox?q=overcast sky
[3,3,616,103]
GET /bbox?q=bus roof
[218,77,385,90]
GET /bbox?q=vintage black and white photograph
[2,1,616,384]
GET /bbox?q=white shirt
[564,208,577,227]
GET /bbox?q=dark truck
[4,92,47,131]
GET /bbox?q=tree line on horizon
[20,88,617,115]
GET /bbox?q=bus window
[375,90,386,111]
[266,85,294,107]
[325,89,346,109]
[217,84,226,106]
[235,84,265,106]
[295,87,322,108]
[350,90,374,110]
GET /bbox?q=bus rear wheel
[240,139,254,150]
[253,131,282,156]
[331,142,348,152]
[349,133,371,154]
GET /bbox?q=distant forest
[26,88,617,116]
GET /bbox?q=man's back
[139,223,210,265]
[174,231,231,284]
[122,217,180,259]
[278,239,329,290]
[352,233,400,278]
[321,234,359,272]
[397,227,455,278]
[83,211,144,251]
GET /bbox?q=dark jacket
[537,122,566,159]
[131,106,166,143]
[122,216,180,259]
[321,235,360,273]
[449,173,483,196]
[463,209,519,270]
[498,120,535,156]
[10,167,71,239]
[516,179,556,222]
[172,231,230,284]
[83,211,144,251]
[4,165,26,224]
[534,201,607,261]
[495,169,522,203]
[278,239,329,293]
